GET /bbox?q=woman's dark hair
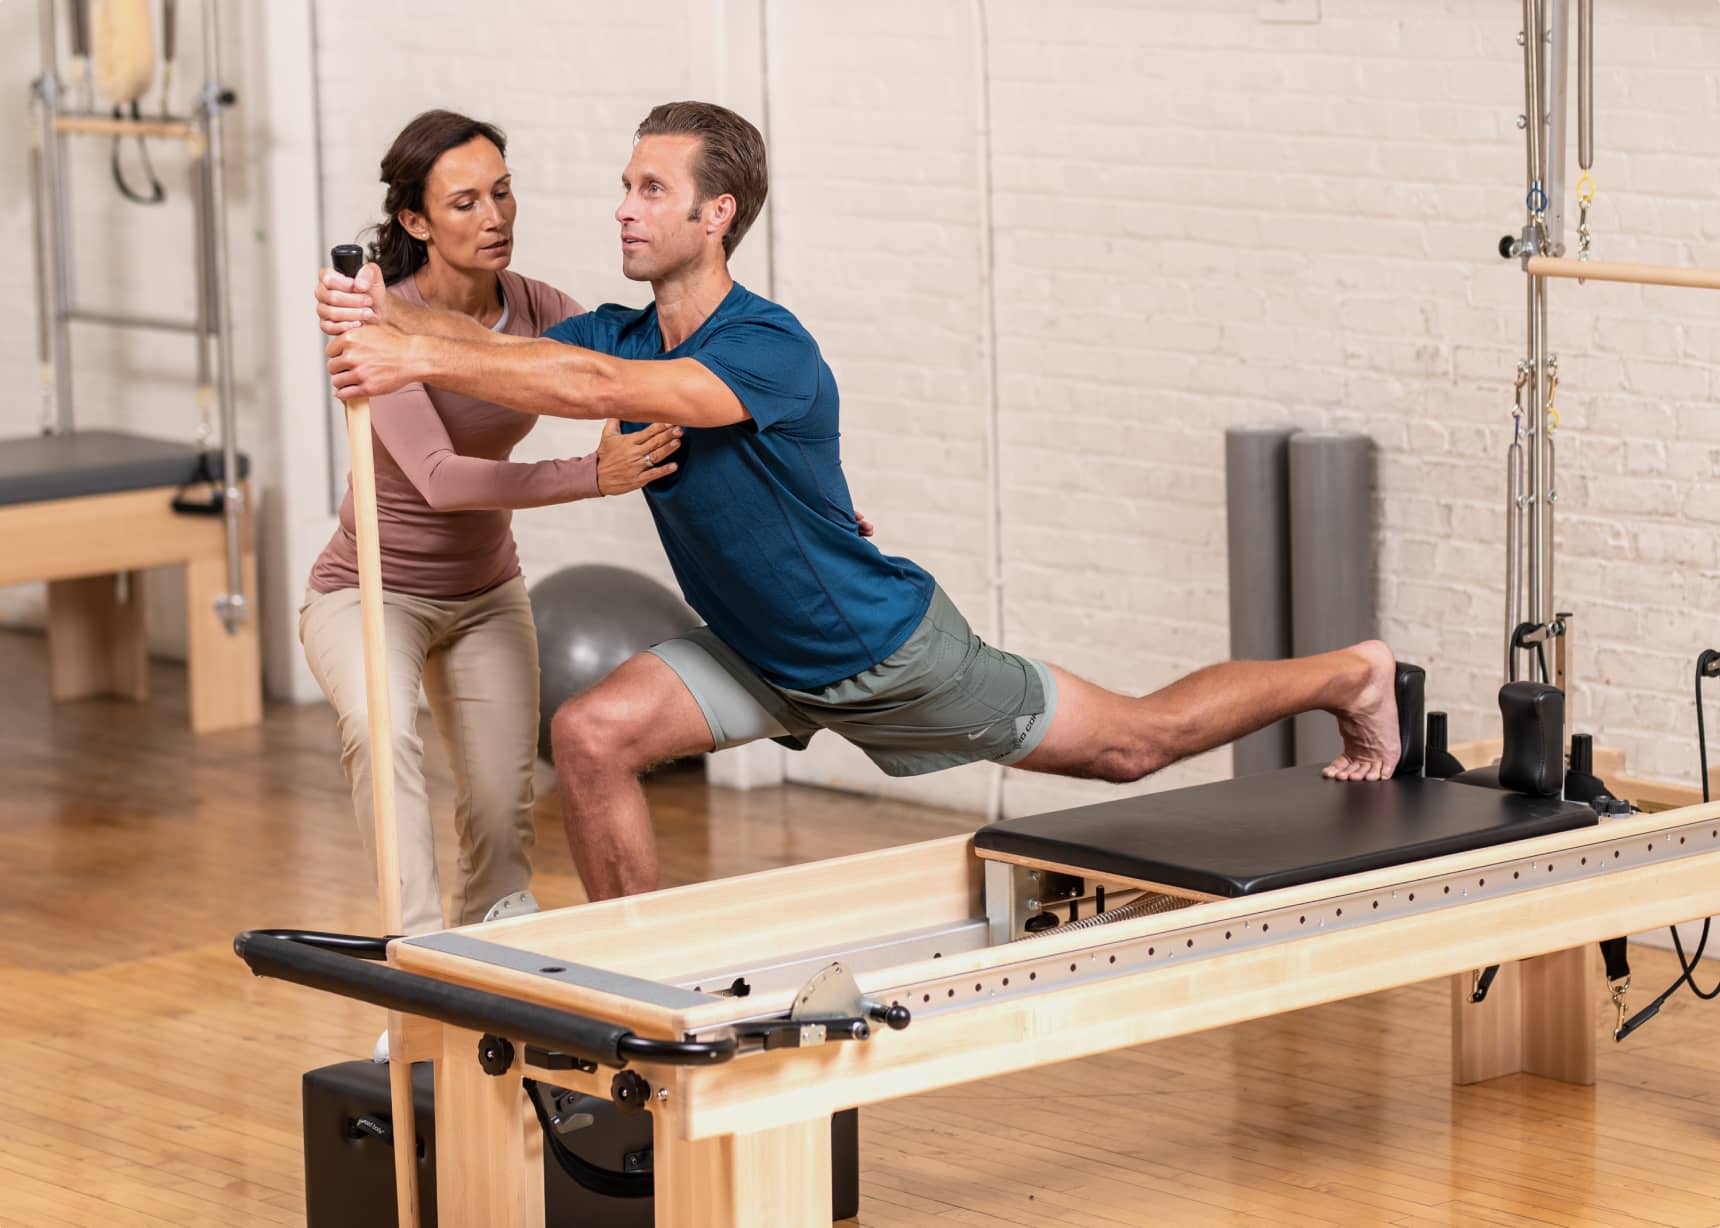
[366,109,508,284]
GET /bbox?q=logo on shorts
[966,725,993,741]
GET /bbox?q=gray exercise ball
[529,564,700,762]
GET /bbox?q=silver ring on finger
[643,452,654,466]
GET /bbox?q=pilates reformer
[14,0,259,733]
[236,665,1720,1227]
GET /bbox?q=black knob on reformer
[1424,711,1465,779]
[331,243,365,278]
[1564,732,1627,813]
[1499,234,1518,259]
[867,1001,912,1032]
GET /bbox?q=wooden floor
[3,629,1720,1227]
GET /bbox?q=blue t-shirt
[542,284,935,691]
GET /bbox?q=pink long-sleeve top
[308,269,592,600]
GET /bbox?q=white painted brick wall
[978,0,1720,811]
[4,0,1718,820]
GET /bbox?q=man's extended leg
[1015,639,1399,784]
[549,652,715,901]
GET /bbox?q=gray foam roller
[1225,426,1297,776]
[1289,432,1376,766]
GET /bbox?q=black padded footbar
[974,766,1597,898]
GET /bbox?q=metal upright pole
[202,0,247,632]
[29,99,54,435]
[1545,0,1571,255]
[1537,277,1553,624]
[1578,0,1594,173]
[1543,1,1570,630]
[37,0,76,434]
[1522,0,1548,637]
[1522,0,1543,196]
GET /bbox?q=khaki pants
[299,577,539,935]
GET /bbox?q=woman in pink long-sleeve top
[300,111,680,955]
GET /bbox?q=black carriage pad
[0,430,249,506]
[973,766,1598,899]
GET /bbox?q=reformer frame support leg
[186,550,261,733]
[47,571,148,703]
[434,1025,545,1228]
[1450,946,1597,1085]
[653,1108,831,1228]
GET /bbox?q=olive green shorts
[648,586,1057,778]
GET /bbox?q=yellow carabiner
[1575,172,1596,206]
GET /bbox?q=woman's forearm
[418,452,601,510]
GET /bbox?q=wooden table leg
[434,1026,544,1228]
[185,550,261,732]
[47,571,148,702]
[1520,945,1598,1083]
[653,1107,831,1228]
[1451,945,1597,1086]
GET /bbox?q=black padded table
[974,766,1599,898]
[0,429,247,506]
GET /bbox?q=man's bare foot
[1323,640,1400,782]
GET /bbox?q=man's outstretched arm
[327,324,750,430]
[318,260,749,429]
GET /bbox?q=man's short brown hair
[635,101,768,258]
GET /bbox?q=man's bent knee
[550,694,647,776]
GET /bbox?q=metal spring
[1028,891,1196,938]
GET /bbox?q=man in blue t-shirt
[320,101,1402,902]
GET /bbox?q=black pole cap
[331,244,365,277]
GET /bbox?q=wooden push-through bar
[1527,255,1720,291]
[52,115,200,141]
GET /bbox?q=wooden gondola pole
[330,243,420,1228]
[1526,255,1720,291]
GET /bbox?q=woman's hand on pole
[596,418,682,495]
[316,260,391,335]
